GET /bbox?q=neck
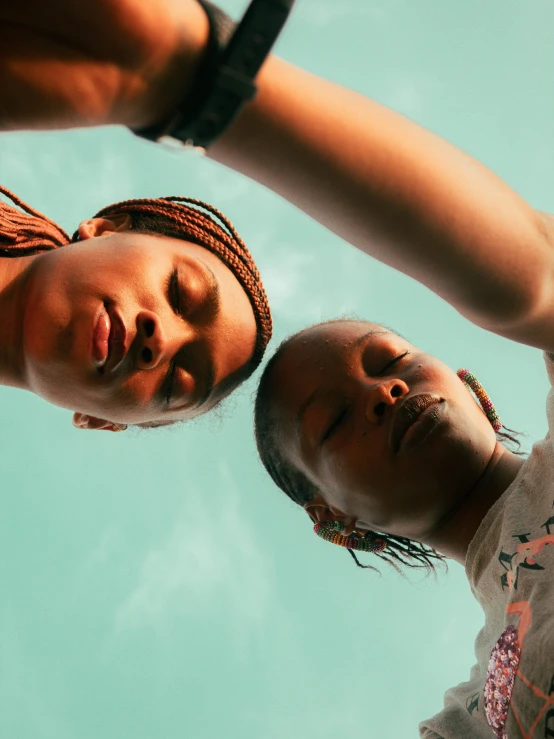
[0,255,36,389]
[421,442,525,566]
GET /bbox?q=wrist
[132,0,295,150]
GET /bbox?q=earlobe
[77,213,132,241]
[72,413,127,432]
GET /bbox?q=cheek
[26,364,80,409]
[106,371,161,423]
[320,435,440,536]
[323,441,390,513]
[58,242,163,301]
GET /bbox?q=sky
[1,1,554,737]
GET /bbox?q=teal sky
[1,2,554,737]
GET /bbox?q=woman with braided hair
[0,186,271,429]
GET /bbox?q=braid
[0,186,70,255]
[0,187,272,372]
[89,196,272,369]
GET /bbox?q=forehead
[268,321,404,415]
[122,232,194,255]
[281,320,401,367]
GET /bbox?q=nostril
[391,385,402,397]
[144,319,155,338]
[375,402,386,417]
[141,347,153,364]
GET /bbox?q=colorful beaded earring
[313,520,387,554]
[457,368,502,432]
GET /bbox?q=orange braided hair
[0,185,70,253]
[0,187,272,370]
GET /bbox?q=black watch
[134,0,295,150]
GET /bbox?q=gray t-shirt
[419,353,554,739]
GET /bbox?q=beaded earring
[314,520,387,554]
[457,368,502,432]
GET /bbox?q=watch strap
[134,0,295,149]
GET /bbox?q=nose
[364,379,408,423]
[135,312,167,370]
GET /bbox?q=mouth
[91,302,128,373]
[391,394,443,454]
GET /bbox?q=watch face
[158,136,207,155]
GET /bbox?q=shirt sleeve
[541,353,554,437]
[418,663,495,738]
[543,352,554,384]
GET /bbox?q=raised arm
[209,56,554,352]
[3,1,554,352]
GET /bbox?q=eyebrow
[295,388,324,437]
[199,264,221,325]
[352,328,390,349]
[294,329,389,435]
[206,265,221,321]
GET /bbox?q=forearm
[209,57,552,332]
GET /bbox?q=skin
[212,60,554,352]
[0,215,256,429]
[267,321,524,565]
[3,4,554,351]
[0,0,209,131]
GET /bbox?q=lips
[92,303,128,373]
[92,307,110,368]
[391,394,442,453]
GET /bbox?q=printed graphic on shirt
[466,691,480,716]
[480,515,554,738]
[498,528,554,591]
[484,608,526,739]
[485,624,521,738]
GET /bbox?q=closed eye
[168,267,181,316]
[380,351,410,374]
[322,405,350,444]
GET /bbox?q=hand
[0,0,209,131]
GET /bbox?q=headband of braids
[0,187,272,370]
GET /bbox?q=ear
[72,413,126,432]
[77,213,132,240]
[303,493,358,535]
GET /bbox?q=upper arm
[480,212,554,354]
